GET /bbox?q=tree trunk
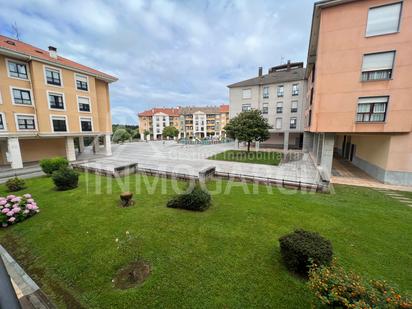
[247,141,251,152]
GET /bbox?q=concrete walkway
[81,141,321,185]
[374,188,412,207]
[331,158,412,192]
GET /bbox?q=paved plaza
[78,141,321,184]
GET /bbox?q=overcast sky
[0,0,316,125]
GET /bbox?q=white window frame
[77,95,92,113]
[277,85,284,97]
[365,2,402,37]
[361,51,396,81]
[0,90,2,104]
[0,112,7,131]
[290,117,297,129]
[14,113,37,131]
[47,90,66,111]
[5,58,30,81]
[79,116,93,132]
[263,86,269,98]
[242,104,251,112]
[275,117,282,130]
[242,88,252,99]
[50,115,69,133]
[74,73,89,92]
[43,65,63,88]
[10,86,35,106]
[291,100,298,113]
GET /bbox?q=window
[290,117,297,129]
[80,118,93,132]
[366,2,402,37]
[277,86,284,97]
[242,104,251,112]
[263,86,269,98]
[291,101,298,113]
[275,118,282,130]
[45,67,61,86]
[78,96,91,112]
[48,92,64,110]
[0,113,6,130]
[262,103,268,114]
[51,116,67,132]
[16,115,36,130]
[12,88,32,105]
[75,74,88,91]
[361,51,395,81]
[292,84,299,96]
[242,88,251,99]
[276,102,283,113]
[7,60,28,79]
[356,97,388,122]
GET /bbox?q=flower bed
[0,194,39,227]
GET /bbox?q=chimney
[48,46,57,59]
[258,66,263,77]
[286,60,291,71]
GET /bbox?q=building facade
[0,35,117,169]
[304,0,412,185]
[228,62,306,149]
[138,105,229,140]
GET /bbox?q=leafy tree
[143,130,150,140]
[112,128,131,143]
[162,126,179,139]
[224,110,271,152]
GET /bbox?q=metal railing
[0,256,21,309]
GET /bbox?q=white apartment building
[228,61,306,149]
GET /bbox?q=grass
[208,150,282,165]
[0,174,411,308]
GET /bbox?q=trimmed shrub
[0,194,39,228]
[167,186,211,211]
[52,167,79,191]
[112,129,131,143]
[5,177,26,192]
[279,229,333,276]
[308,260,412,308]
[40,157,69,175]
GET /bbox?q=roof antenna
[11,22,21,41]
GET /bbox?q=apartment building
[137,104,229,140]
[304,0,412,185]
[0,35,117,169]
[228,62,306,149]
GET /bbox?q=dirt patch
[113,260,150,289]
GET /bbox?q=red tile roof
[220,104,229,113]
[138,107,180,117]
[0,35,117,82]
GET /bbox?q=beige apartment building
[138,105,229,140]
[0,35,117,169]
[304,0,412,185]
[228,62,306,149]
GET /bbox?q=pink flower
[12,204,19,208]
[32,206,38,210]
[6,195,16,200]
[23,209,30,214]
[27,198,34,203]
[23,194,32,199]
[1,208,10,214]
[13,207,21,213]
[0,199,7,206]
[6,211,14,216]
[8,217,16,223]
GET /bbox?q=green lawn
[208,150,282,165]
[0,174,411,308]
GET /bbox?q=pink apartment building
[304,0,412,185]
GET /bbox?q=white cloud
[0,0,316,124]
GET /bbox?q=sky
[0,0,316,125]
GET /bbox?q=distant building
[0,35,117,169]
[137,104,229,140]
[228,62,306,149]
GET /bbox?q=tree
[162,126,179,139]
[143,130,150,140]
[112,128,131,143]
[224,110,272,152]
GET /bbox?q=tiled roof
[0,35,117,82]
[179,106,220,115]
[219,104,229,113]
[138,108,180,117]
[227,67,305,88]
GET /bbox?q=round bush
[167,186,211,211]
[52,167,79,191]
[40,157,69,175]
[5,177,26,192]
[279,229,333,276]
